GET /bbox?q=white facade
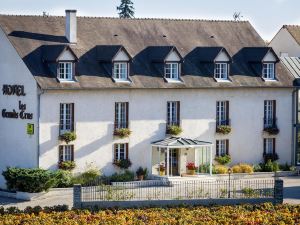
[269,28,300,57]
[38,88,293,176]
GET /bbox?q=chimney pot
[65,9,77,44]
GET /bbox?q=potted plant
[166,125,182,136]
[186,162,198,175]
[114,158,132,169]
[264,126,279,135]
[136,167,148,181]
[158,164,165,176]
[114,128,132,138]
[58,161,76,171]
[59,132,77,144]
[216,125,231,135]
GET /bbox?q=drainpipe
[292,88,299,166]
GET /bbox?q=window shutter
[216,101,218,122]
[216,140,219,156]
[273,100,276,120]
[167,102,170,125]
[125,143,129,160]
[126,102,129,128]
[71,145,74,161]
[71,103,75,131]
[59,146,63,162]
[114,103,117,130]
[59,103,63,133]
[226,140,229,155]
[177,101,180,126]
[273,138,276,154]
[72,63,76,80]
[263,139,266,155]
[226,101,229,122]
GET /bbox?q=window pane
[165,63,179,80]
[114,63,128,80]
[215,63,228,80]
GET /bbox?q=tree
[117,0,135,18]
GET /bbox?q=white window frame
[60,145,73,162]
[214,63,228,80]
[216,140,227,156]
[113,62,128,81]
[58,62,73,81]
[116,102,127,129]
[216,101,227,126]
[165,62,179,80]
[265,138,274,154]
[115,143,127,161]
[60,103,73,133]
[262,63,275,80]
[167,101,179,126]
[264,100,274,127]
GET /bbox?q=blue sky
[0,0,299,40]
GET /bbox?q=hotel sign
[1,84,33,120]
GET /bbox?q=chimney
[65,10,77,44]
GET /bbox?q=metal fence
[80,178,275,202]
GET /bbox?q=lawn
[0,203,299,224]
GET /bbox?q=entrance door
[165,149,179,176]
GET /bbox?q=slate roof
[242,47,279,63]
[151,137,212,147]
[0,15,295,90]
[42,45,78,62]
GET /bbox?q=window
[264,138,275,154]
[59,145,74,162]
[165,63,179,80]
[167,101,180,126]
[262,63,275,80]
[216,101,229,126]
[114,143,128,161]
[60,103,74,133]
[216,140,229,156]
[115,102,128,129]
[58,62,73,81]
[113,62,128,80]
[214,63,228,80]
[264,100,276,128]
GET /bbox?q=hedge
[0,203,299,224]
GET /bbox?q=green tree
[117,0,135,18]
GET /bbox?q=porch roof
[151,137,212,148]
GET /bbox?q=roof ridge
[0,13,248,23]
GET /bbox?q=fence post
[73,184,82,209]
[274,179,283,204]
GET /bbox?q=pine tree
[117,0,135,18]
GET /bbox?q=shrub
[262,160,274,172]
[2,167,56,193]
[239,163,254,173]
[59,132,76,143]
[214,165,228,174]
[136,167,148,178]
[216,125,231,135]
[272,161,279,172]
[253,164,262,172]
[232,165,242,173]
[109,170,135,182]
[53,170,73,188]
[215,155,231,165]
[263,153,279,163]
[72,164,101,186]
[166,125,182,135]
[114,128,132,138]
[114,159,132,169]
[198,164,210,173]
[58,161,76,171]
[279,162,295,171]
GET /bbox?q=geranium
[186,162,198,170]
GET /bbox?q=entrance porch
[151,137,213,177]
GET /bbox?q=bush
[109,170,135,182]
[253,164,262,172]
[215,155,231,165]
[166,125,182,135]
[279,162,295,171]
[136,167,148,178]
[239,164,254,173]
[59,132,76,143]
[263,153,279,163]
[2,167,56,193]
[216,125,231,135]
[72,164,101,186]
[261,160,280,172]
[272,161,279,172]
[214,165,228,174]
[232,165,242,173]
[114,159,132,169]
[58,161,76,171]
[53,170,73,188]
[114,128,132,138]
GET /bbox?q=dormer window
[165,62,179,80]
[214,63,228,80]
[113,62,128,81]
[58,62,73,81]
[262,63,275,80]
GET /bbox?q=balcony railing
[216,119,230,128]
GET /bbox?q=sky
[0,0,299,41]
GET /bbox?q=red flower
[186,162,198,170]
